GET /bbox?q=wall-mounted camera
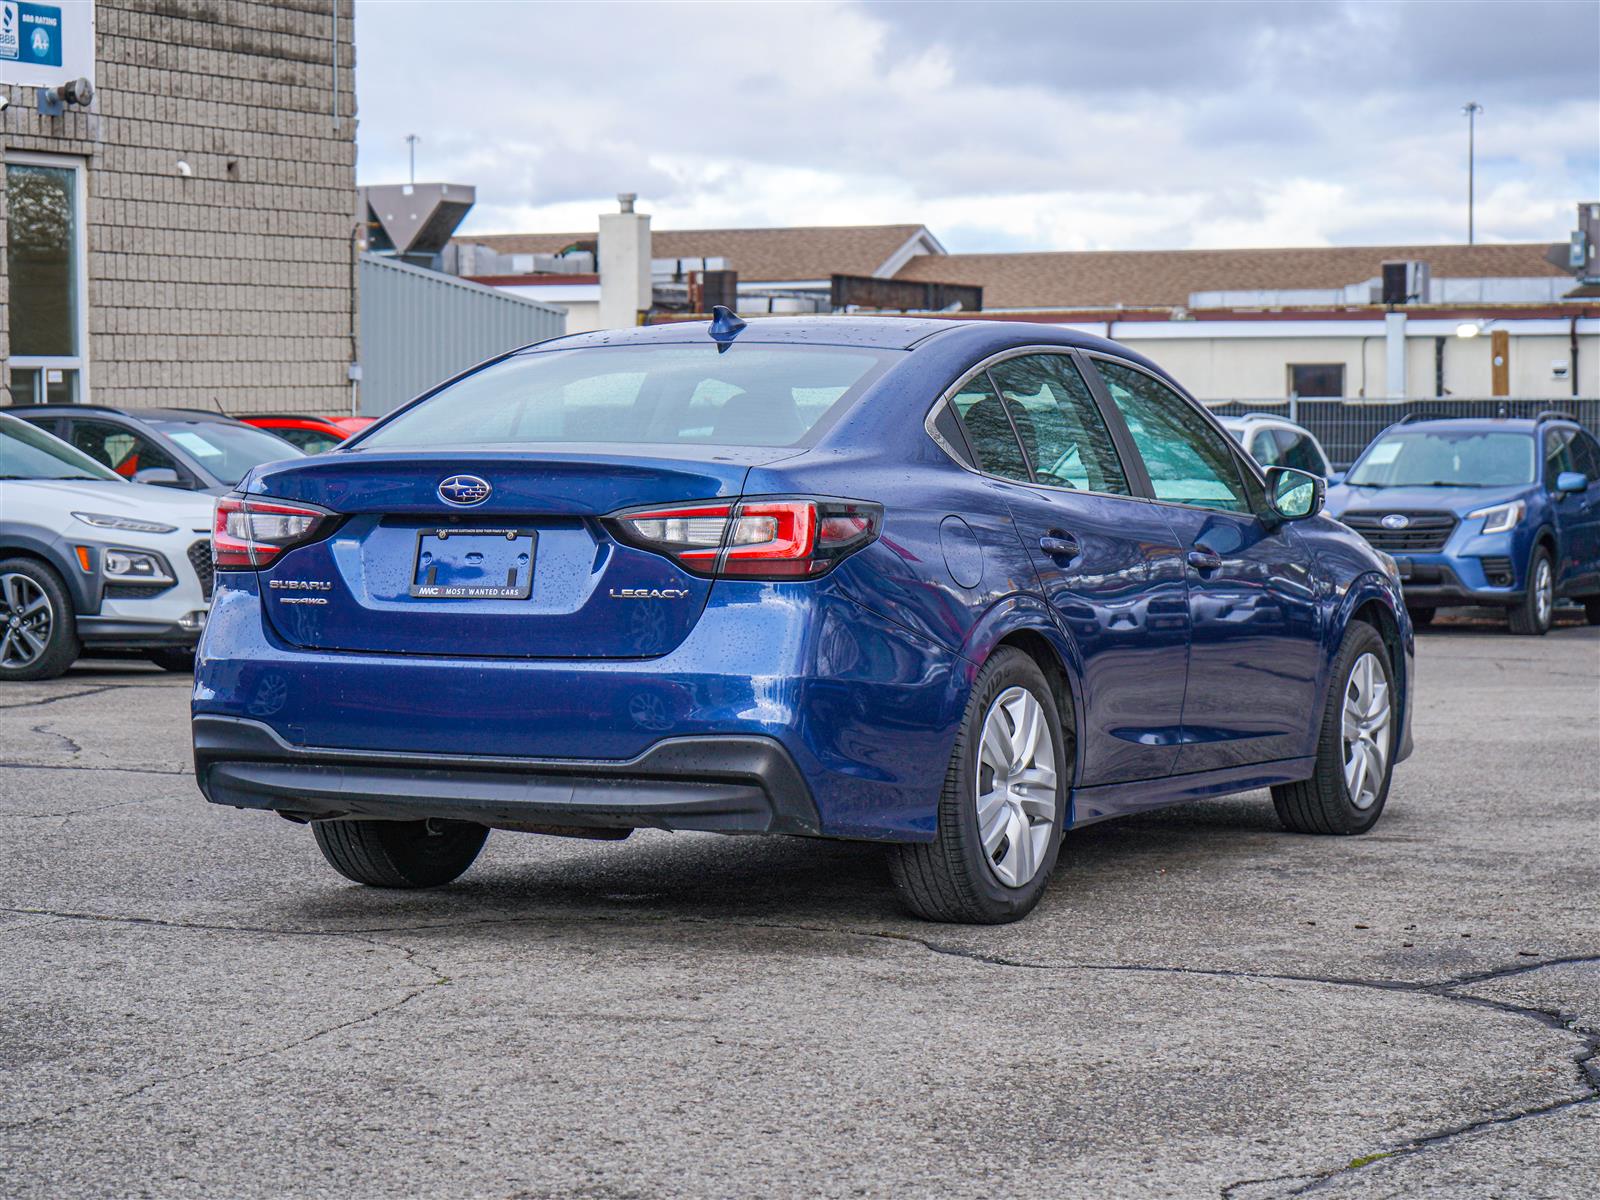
[36,77,94,117]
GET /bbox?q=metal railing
[1201,398,1600,468]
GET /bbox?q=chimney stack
[599,193,651,329]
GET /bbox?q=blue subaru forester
[1326,414,1600,635]
[193,316,1414,923]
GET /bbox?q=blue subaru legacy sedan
[192,315,1413,923]
[1326,414,1600,636]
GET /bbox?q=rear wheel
[0,559,80,682]
[1405,605,1436,629]
[1273,621,1396,835]
[312,818,488,888]
[1508,546,1554,636]
[889,648,1068,924]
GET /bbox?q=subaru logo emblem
[438,474,491,506]
[1380,513,1410,530]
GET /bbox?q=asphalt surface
[1,621,1596,1199]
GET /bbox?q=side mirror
[1556,471,1588,494]
[133,467,182,487]
[1266,466,1324,522]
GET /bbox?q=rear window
[359,345,898,450]
[147,419,305,487]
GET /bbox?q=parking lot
[0,620,1594,1198]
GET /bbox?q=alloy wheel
[1341,652,1391,810]
[975,686,1058,888]
[0,572,55,670]
[1534,557,1553,629]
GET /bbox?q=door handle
[1039,533,1080,560]
[1186,549,1223,572]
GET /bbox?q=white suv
[0,413,216,681]
[1220,414,1334,477]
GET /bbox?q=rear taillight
[608,497,881,580]
[213,495,337,570]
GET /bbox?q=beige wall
[1,0,358,414]
[1121,329,1599,400]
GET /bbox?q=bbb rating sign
[0,0,94,91]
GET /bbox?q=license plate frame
[409,528,535,600]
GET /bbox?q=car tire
[1405,605,1436,628]
[145,648,196,673]
[1507,545,1555,636]
[312,818,488,888]
[1272,620,1396,836]
[889,647,1069,924]
[0,557,81,682]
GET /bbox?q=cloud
[353,0,1598,251]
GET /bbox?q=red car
[239,414,375,454]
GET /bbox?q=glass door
[4,155,87,404]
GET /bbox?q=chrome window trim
[921,345,1146,505]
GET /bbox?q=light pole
[403,133,422,185]
[1462,102,1483,244]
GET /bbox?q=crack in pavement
[0,760,191,778]
[0,925,452,1135]
[26,723,83,758]
[4,900,1596,1184]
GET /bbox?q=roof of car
[1394,417,1549,433]
[4,404,244,423]
[530,314,1158,355]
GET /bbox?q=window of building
[4,156,87,405]
[1287,363,1344,398]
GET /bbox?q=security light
[1455,321,1483,339]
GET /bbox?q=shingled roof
[893,243,1571,310]
[463,224,934,282]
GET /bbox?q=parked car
[1326,413,1600,634]
[0,413,216,680]
[192,314,1413,923]
[7,405,304,494]
[239,414,376,455]
[1221,414,1334,477]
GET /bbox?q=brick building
[1,0,357,414]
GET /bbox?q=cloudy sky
[354,0,1598,251]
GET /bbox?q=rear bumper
[194,714,823,836]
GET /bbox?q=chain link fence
[1201,398,1600,468]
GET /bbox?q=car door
[66,418,200,488]
[947,351,1190,788]
[1546,426,1600,593]
[1086,357,1323,774]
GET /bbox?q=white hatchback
[0,413,216,680]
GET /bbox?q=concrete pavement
[1,625,1596,1198]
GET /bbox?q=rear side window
[950,375,1030,483]
[1093,361,1252,513]
[988,354,1130,494]
[1571,430,1600,479]
[360,345,897,450]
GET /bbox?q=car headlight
[1467,500,1525,534]
[102,549,174,583]
[72,511,178,534]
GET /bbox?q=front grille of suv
[188,540,215,599]
[1340,512,1457,553]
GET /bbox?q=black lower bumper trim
[192,716,822,837]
